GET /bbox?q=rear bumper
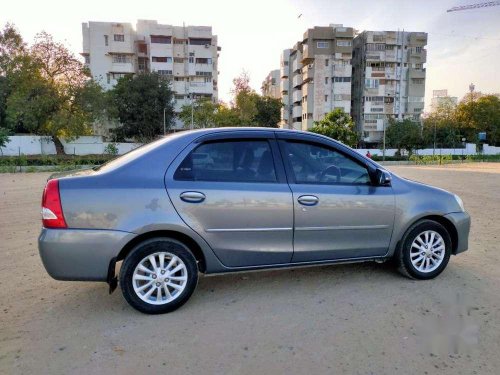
[444,211,471,255]
[38,228,135,281]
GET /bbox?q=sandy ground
[0,163,499,375]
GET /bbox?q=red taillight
[41,179,67,228]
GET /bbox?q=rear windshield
[93,134,177,173]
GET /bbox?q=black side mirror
[375,168,392,186]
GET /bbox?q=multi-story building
[278,24,354,130]
[431,89,458,111]
[351,30,427,145]
[261,70,280,99]
[81,20,220,129]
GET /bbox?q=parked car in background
[38,128,470,314]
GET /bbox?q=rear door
[165,132,293,268]
[277,134,395,262]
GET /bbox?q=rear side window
[174,140,277,183]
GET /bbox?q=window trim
[171,137,288,184]
[277,139,375,186]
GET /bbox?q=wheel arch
[116,230,207,272]
[399,215,459,255]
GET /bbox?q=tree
[178,98,218,129]
[385,119,422,155]
[254,96,281,128]
[214,102,241,127]
[110,72,174,142]
[0,126,9,154]
[309,109,358,147]
[2,28,104,153]
[455,95,500,146]
[422,98,460,148]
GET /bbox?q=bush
[104,143,119,156]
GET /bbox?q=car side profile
[38,128,470,314]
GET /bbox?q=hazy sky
[2,0,499,110]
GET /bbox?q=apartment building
[81,20,220,128]
[351,30,427,145]
[431,89,458,111]
[278,25,354,130]
[261,70,281,99]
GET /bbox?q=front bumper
[444,211,471,255]
[38,228,135,281]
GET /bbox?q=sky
[2,0,499,111]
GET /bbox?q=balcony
[280,107,289,120]
[292,105,302,118]
[302,65,314,82]
[280,65,289,78]
[292,89,302,103]
[280,78,289,92]
[409,68,426,79]
[110,62,134,73]
[292,74,302,88]
[292,58,302,73]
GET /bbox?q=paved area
[1,163,499,374]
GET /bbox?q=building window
[325,77,328,84]
[84,55,90,64]
[151,35,171,44]
[138,43,147,54]
[112,73,128,80]
[415,46,423,53]
[334,77,351,83]
[173,57,184,63]
[325,59,329,66]
[366,43,385,51]
[104,35,108,46]
[414,108,423,112]
[174,39,186,45]
[112,54,130,63]
[365,78,379,88]
[195,71,212,77]
[365,96,384,102]
[324,95,328,102]
[317,41,329,48]
[371,108,384,112]
[189,57,194,63]
[157,70,173,76]
[189,38,212,46]
[336,40,352,47]
[412,78,424,84]
[373,35,385,42]
[114,34,124,42]
[106,73,110,84]
[152,56,172,63]
[204,77,211,83]
[195,58,212,64]
[174,77,185,81]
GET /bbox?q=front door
[279,139,395,262]
[165,136,293,268]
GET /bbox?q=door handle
[180,191,206,203]
[297,195,319,206]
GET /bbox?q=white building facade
[82,20,220,128]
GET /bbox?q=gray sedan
[38,128,470,314]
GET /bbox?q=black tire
[396,219,452,280]
[119,238,198,314]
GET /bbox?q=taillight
[41,179,67,228]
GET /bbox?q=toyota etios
[39,128,470,314]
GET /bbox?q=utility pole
[190,94,194,130]
[433,121,437,156]
[382,123,386,161]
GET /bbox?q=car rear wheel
[396,220,452,280]
[119,238,198,314]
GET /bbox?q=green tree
[110,72,174,142]
[309,108,358,147]
[422,98,460,148]
[386,119,422,155]
[254,96,281,128]
[214,102,241,127]
[0,126,9,154]
[455,94,500,146]
[3,28,104,153]
[178,98,218,129]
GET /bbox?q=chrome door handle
[297,195,319,206]
[180,191,206,203]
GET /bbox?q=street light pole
[163,107,166,136]
[190,94,194,130]
[382,122,386,162]
[433,121,436,156]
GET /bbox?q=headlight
[454,194,465,212]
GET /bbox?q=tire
[396,219,452,280]
[119,238,198,314]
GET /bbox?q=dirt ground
[1,163,499,375]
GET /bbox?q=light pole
[189,94,194,130]
[163,107,167,136]
[382,122,386,162]
[433,121,437,156]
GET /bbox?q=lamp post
[189,93,194,130]
[382,122,386,162]
[163,107,167,136]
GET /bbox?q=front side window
[174,140,277,183]
[283,141,370,185]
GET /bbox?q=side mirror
[375,169,392,186]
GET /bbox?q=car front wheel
[396,220,452,280]
[119,238,198,314]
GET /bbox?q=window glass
[174,140,277,183]
[284,141,370,185]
